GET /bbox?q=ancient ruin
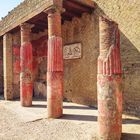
[0,0,140,140]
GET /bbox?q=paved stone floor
[0,97,140,140]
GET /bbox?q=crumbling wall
[0,39,3,94]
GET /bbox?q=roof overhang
[0,0,95,36]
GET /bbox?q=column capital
[47,6,63,37]
[98,16,122,75]
[44,7,65,15]
[20,23,34,44]
[44,0,64,14]
[20,23,34,32]
[3,32,12,39]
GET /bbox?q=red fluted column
[97,17,122,140]
[47,9,63,118]
[20,23,33,107]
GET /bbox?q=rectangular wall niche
[63,43,82,60]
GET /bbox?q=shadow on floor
[32,104,47,108]
[61,114,97,122]
[32,97,47,101]
[123,118,140,125]
[0,95,4,100]
[63,105,97,110]
[2,97,140,125]
[122,133,140,140]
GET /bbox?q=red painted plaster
[20,42,33,107]
[97,16,122,140]
[32,36,48,80]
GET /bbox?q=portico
[0,0,122,139]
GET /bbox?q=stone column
[97,16,122,140]
[3,33,13,100]
[20,23,33,107]
[47,9,63,118]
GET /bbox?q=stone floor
[0,97,140,140]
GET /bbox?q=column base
[47,98,63,118]
[47,72,63,118]
[20,82,33,107]
[21,97,32,107]
[97,75,122,140]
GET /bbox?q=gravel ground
[0,105,97,140]
[0,100,140,140]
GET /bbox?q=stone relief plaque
[63,43,82,59]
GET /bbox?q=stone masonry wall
[62,13,99,106]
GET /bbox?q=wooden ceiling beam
[64,7,82,17]
[27,21,46,29]
[39,18,47,22]
[62,11,76,18]
[64,0,91,13]
[66,0,95,9]
[62,15,72,21]
[32,26,45,33]
[37,20,47,27]
[32,28,40,34]
[28,12,47,23]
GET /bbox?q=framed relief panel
[63,43,82,60]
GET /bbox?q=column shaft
[97,17,122,140]
[47,10,63,118]
[20,23,33,107]
[3,33,13,100]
